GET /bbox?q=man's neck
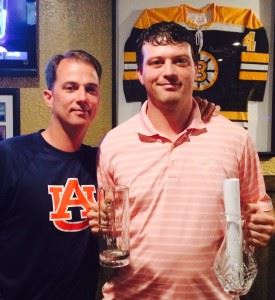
[146,99,193,141]
[42,123,86,152]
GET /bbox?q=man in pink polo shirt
[89,22,275,299]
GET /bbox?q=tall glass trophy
[214,179,258,299]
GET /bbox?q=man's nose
[163,61,177,77]
[78,86,87,100]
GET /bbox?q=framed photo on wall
[114,0,275,156]
[0,89,20,140]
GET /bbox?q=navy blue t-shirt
[0,132,99,300]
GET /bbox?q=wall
[261,158,275,175]
[0,0,113,147]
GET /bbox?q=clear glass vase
[213,213,258,296]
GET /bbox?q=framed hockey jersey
[115,0,274,154]
[123,3,269,129]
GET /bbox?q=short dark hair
[44,50,102,90]
[136,21,199,70]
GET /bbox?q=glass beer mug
[98,185,130,268]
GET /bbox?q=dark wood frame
[0,88,20,138]
[259,18,275,158]
[112,0,117,128]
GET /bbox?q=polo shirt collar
[137,99,207,139]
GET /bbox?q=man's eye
[86,86,98,95]
[65,85,76,92]
[149,60,162,67]
[175,58,189,66]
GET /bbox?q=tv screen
[0,0,37,77]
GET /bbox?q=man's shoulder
[0,132,41,173]
[79,144,98,164]
[0,132,38,150]
[105,114,139,138]
[208,115,248,135]
[205,115,254,151]
[0,132,42,164]
[99,114,139,153]
[80,144,98,155]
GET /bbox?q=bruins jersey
[123,3,269,128]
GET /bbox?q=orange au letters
[48,178,96,232]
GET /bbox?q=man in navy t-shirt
[0,50,101,300]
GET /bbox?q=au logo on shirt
[48,178,96,232]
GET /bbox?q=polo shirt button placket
[167,143,179,179]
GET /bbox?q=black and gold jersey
[123,3,269,128]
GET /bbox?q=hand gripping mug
[98,185,130,268]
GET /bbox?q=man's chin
[66,118,92,128]
[160,98,181,105]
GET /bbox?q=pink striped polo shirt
[97,100,272,300]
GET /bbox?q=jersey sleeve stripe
[239,71,267,81]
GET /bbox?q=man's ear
[136,68,144,85]
[43,89,53,109]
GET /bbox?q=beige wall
[0,0,275,173]
[261,158,275,175]
[0,0,113,147]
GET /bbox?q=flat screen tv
[0,0,37,77]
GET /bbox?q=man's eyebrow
[62,81,77,86]
[61,81,99,87]
[86,82,99,86]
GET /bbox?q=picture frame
[0,88,20,140]
[259,17,275,158]
[114,0,275,156]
